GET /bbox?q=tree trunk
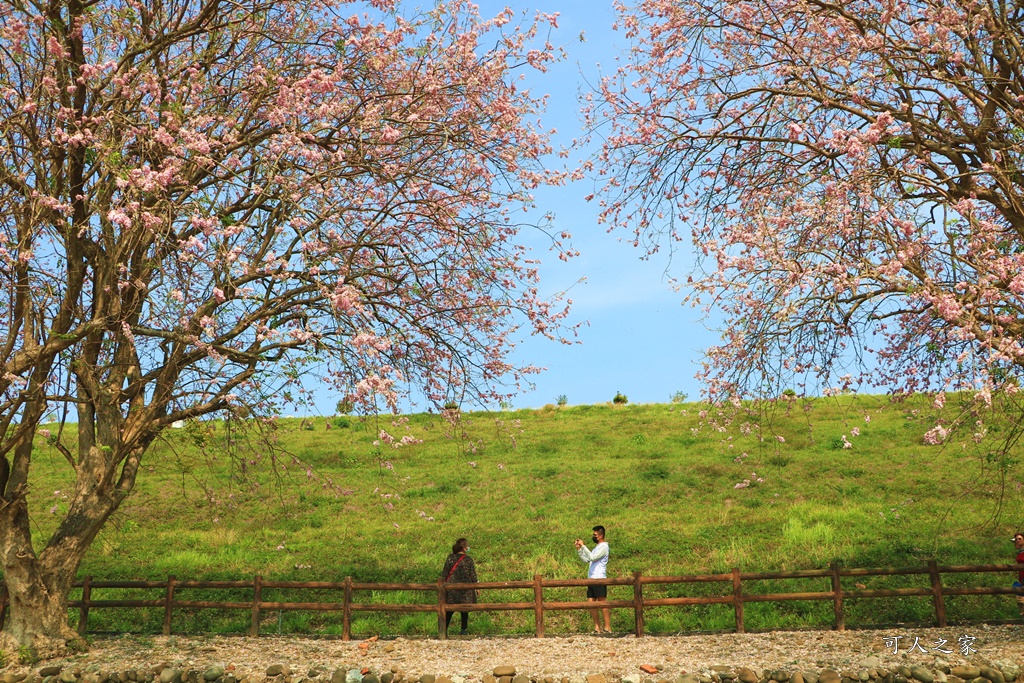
[0,482,106,656]
[0,555,79,657]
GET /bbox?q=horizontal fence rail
[1,561,1022,638]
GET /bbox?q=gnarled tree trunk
[0,494,80,656]
[0,437,139,655]
[0,549,80,657]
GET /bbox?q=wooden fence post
[732,568,744,634]
[830,562,844,631]
[77,576,92,636]
[534,574,544,638]
[250,574,262,637]
[928,560,947,627]
[633,571,644,638]
[163,575,175,636]
[437,577,447,640]
[342,576,352,641]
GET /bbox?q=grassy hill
[26,394,1024,635]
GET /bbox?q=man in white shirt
[575,525,611,633]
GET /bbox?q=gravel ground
[31,626,1024,681]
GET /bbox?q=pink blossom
[331,284,362,314]
[107,209,132,229]
[923,425,948,445]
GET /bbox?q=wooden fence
[2,561,1022,638]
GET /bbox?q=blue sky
[486,0,720,409]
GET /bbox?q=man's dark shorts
[587,584,607,599]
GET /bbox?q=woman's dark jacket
[441,552,478,604]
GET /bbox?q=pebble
[910,668,933,683]
[494,670,516,679]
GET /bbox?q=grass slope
[25,394,1024,635]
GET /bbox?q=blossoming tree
[590,0,1024,422]
[0,0,570,651]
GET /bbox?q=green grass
[28,394,1024,635]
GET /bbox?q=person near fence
[575,524,611,634]
[1013,532,1024,617]
[442,537,477,635]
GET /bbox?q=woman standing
[441,537,477,635]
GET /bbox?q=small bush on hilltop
[613,391,628,405]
